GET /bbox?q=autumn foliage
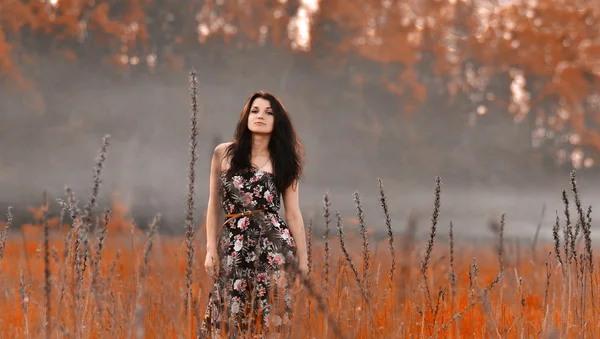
[1,0,600,167]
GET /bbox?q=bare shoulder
[214,141,234,171]
[213,141,233,156]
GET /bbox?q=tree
[1,0,599,170]
[312,0,600,170]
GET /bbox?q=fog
[1,54,599,242]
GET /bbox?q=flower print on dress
[200,168,298,339]
[269,215,280,227]
[264,190,274,204]
[232,175,244,189]
[233,238,243,252]
[237,217,250,230]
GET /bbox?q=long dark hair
[224,91,305,194]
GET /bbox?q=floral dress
[199,168,298,338]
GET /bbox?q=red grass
[0,197,599,338]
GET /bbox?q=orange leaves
[0,1,34,33]
[579,43,600,74]
[319,0,420,65]
[89,3,123,36]
[317,0,367,32]
[1,0,600,163]
[315,0,600,157]
[0,0,154,82]
[0,28,28,87]
[382,67,428,115]
[58,49,77,61]
[413,82,427,104]
[555,66,591,103]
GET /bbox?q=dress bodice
[219,169,281,215]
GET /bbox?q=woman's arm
[283,180,308,274]
[205,143,226,253]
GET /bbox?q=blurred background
[1,0,600,241]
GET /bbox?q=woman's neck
[251,134,270,156]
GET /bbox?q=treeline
[1,0,599,170]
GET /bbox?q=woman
[199,91,309,338]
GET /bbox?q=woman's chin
[249,128,272,135]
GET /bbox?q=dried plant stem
[0,206,13,260]
[56,199,75,335]
[584,206,597,317]
[518,275,525,336]
[420,175,441,315]
[56,187,81,336]
[306,218,313,322]
[540,251,552,337]
[378,178,397,330]
[567,171,596,331]
[580,255,586,337]
[307,219,313,276]
[335,211,375,330]
[531,203,546,261]
[562,190,575,266]
[129,213,161,339]
[566,261,572,336]
[42,192,51,339]
[377,179,395,291]
[431,288,445,339]
[90,207,111,327]
[431,271,502,338]
[553,212,563,267]
[495,213,506,325]
[353,191,371,301]
[184,68,199,337]
[336,211,365,298]
[323,191,331,338]
[497,214,505,274]
[71,135,110,338]
[570,171,591,273]
[19,267,31,339]
[448,221,459,338]
[80,135,111,275]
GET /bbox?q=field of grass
[1,72,598,338]
[0,169,598,339]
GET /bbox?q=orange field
[0,187,598,339]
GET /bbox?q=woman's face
[247,97,275,134]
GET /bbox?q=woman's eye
[266,111,273,115]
